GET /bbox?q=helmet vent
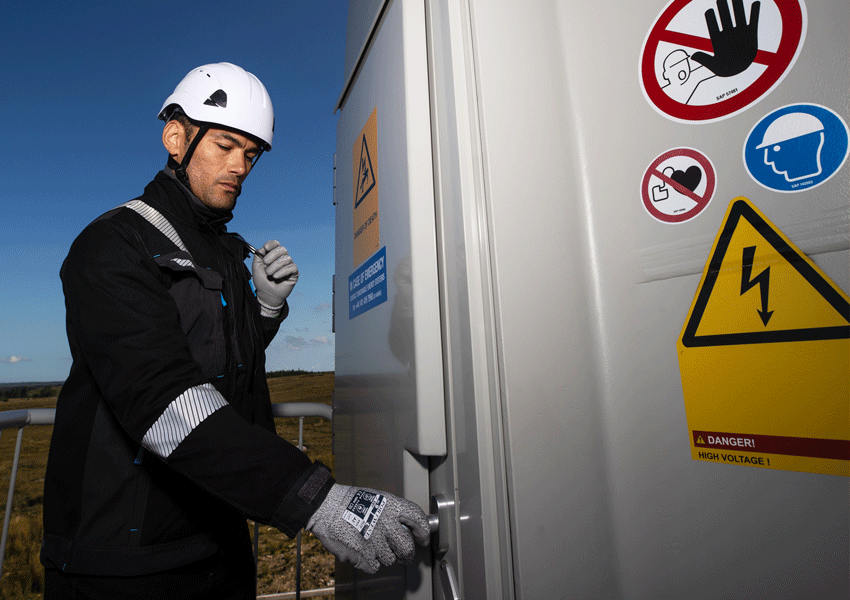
[203,89,228,108]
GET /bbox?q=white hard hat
[159,62,274,151]
[756,112,824,149]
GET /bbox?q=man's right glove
[306,484,430,574]
[252,240,298,317]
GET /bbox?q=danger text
[706,435,754,448]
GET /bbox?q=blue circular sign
[743,103,849,193]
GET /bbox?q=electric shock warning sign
[677,197,849,476]
[639,0,807,123]
[353,107,380,267]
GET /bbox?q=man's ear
[162,120,186,162]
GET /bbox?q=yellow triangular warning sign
[697,436,705,444]
[354,134,376,209]
[680,197,850,347]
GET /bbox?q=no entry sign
[640,0,807,123]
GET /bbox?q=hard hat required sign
[743,103,850,193]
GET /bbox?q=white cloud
[284,335,308,350]
[1,356,32,364]
[281,335,334,351]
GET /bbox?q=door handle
[427,494,460,600]
[428,493,451,557]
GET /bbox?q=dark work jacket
[41,171,334,576]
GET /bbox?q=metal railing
[0,402,334,599]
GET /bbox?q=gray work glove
[252,240,298,317]
[306,484,430,574]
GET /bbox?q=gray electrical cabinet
[333,1,849,598]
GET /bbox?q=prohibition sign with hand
[640,0,806,123]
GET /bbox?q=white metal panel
[425,0,517,598]
[465,2,620,598]
[551,1,848,598]
[457,0,849,598]
[336,0,848,598]
[334,0,444,596]
[335,0,445,455]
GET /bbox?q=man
[41,63,429,599]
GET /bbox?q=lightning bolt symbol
[741,246,773,326]
[360,158,370,193]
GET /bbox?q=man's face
[184,129,261,211]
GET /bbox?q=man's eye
[218,144,231,151]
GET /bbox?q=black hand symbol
[691,0,761,78]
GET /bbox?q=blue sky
[0,1,348,382]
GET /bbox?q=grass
[0,372,335,599]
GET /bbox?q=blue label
[349,247,387,320]
[743,104,849,193]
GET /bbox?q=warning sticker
[678,197,849,476]
[640,0,807,123]
[743,103,850,193]
[353,107,380,267]
[680,198,849,346]
[694,430,848,459]
[641,148,716,223]
[343,490,387,540]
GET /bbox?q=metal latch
[428,494,460,600]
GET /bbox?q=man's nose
[229,154,250,177]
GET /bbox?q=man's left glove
[253,240,298,317]
[306,484,430,574]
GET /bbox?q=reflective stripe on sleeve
[170,257,195,268]
[122,199,189,253]
[142,383,228,458]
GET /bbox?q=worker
[40,62,429,599]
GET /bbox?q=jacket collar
[148,168,234,232]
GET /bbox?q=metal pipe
[254,520,261,597]
[0,427,25,579]
[271,403,333,422]
[296,416,305,600]
[0,408,55,429]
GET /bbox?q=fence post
[0,427,26,579]
[296,416,305,600]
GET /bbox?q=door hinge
[332,152,338,206]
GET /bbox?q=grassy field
[0,372,336,599]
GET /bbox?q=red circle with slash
[639,0,806,123]
[641,148,716,223]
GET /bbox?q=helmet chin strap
[167,123,210,190]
